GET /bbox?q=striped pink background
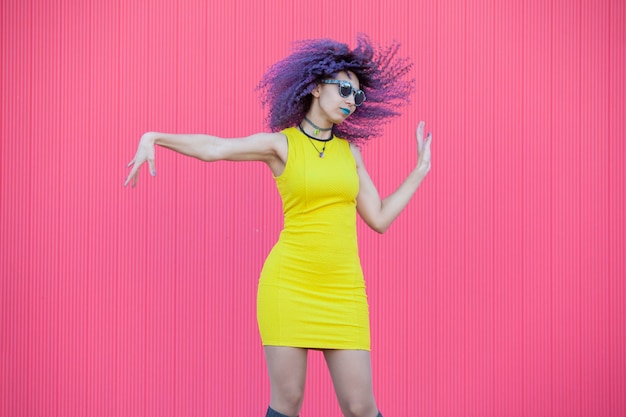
[1,0,624,416]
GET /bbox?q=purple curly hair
[257,34,414,143]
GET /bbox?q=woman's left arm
[353,121,432,234]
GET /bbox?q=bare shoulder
[236,132,287,176]
[243,132,287,164]
[349,142,364,168]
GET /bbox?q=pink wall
[1,0,624,416]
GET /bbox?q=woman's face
[314,71,361,124]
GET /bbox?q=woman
[125,35,432,417]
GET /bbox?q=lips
[340,108,350,116]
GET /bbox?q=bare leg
[264,346,308,417]
[323,349,380,417]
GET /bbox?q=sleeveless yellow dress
[257,127,370,350]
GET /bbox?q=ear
[311,83,322,98]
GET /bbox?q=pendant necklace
[298,124,333,158]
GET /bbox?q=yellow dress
[257,127,370,350]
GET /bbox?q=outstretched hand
[124,133,156,188]
[416,121,432,175]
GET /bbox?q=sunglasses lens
[339,84,352,98]
[354,91,365,106]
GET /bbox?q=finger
[425,132,432,147]
[126,159,135,168]
[416,121,425,150]
[124,163,139,187]
[124,171,135,187]
[421,134,432,164]
[131,173,138,188]
[148,159,156,177]
[416,132,432,161]
[123,167,132,186]
[416,121,425,140]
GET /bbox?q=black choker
[298,124,333,141]
[298,124,334,158]
[304,117,333,135]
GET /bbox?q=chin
[334,114,350,123]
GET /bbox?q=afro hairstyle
[257,33,414,143]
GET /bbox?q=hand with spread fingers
[124,133,157,188]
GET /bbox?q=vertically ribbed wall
[1,0,624,416]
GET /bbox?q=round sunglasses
[321,79,366,106]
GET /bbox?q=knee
[280,388,304,412]
[341,398,378,417]
[270,385,304,416]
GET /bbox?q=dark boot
[266,406,297,417]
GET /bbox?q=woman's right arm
[124,131,287,187]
